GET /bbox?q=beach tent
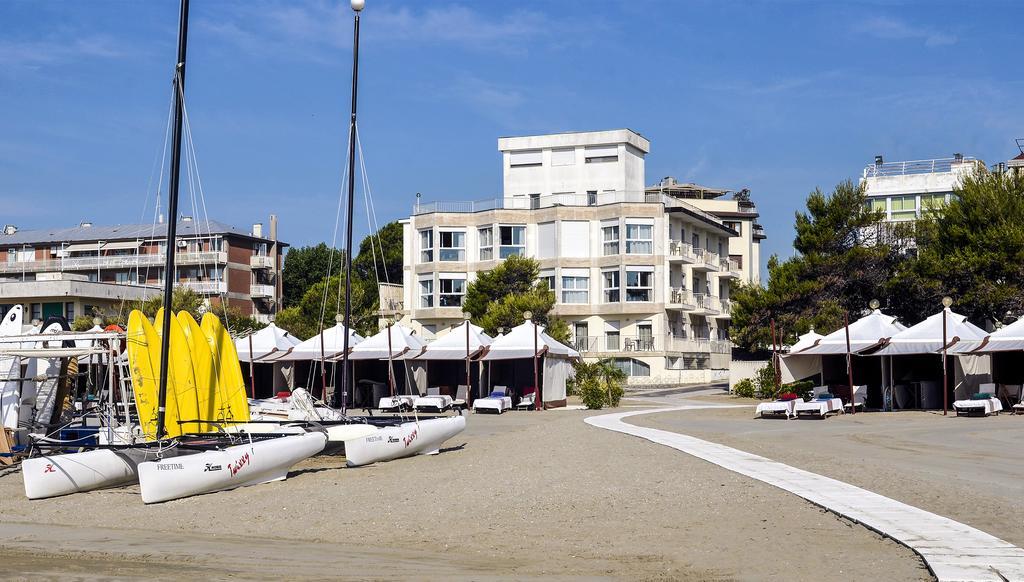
[415,321,492,360]
[346,324,425,360]
[779,328,825,383]
[481,321,580,405]
[344,324,427,404]
[795,310,906,355]
[952,315,1024,354]
[270,323,363,362]
[871,308,990,405]
[236,323,301,362]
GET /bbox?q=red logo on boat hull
[403,428,418,448]
[229,452,250,477]
[44,464,55,474]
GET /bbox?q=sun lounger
[414,387,453,413]
[515,389,537,411]
[953,392,1003,417]
[794,395,844,419]
[755,398,799,419]
[843,385,867,412]
[377,394,416,412]
[472,386,513,414]
[451,385,469,410]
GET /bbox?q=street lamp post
[462,311,472,409]
[524,311,539,410]
[942,296,952,416]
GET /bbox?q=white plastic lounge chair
[414,387,453,413]
[472,386,512,414]
[843,385,867,412]
[378,393,417,412]
[451,385,468,410]
[794,393,844,419]
[515,390,537,411]
[755,398,799,419]
[953,384,1002,417]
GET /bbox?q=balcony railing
[413,190,729,225]
[0,251,227,275]
[668,287,695,306]
[182,280,227,294]
[250,255,275,269]
[862,157,979,178]
[250,284,275,298]
[667,240,696,261]
[573,335,732,355]
[719,257,741,274]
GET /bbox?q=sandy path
[0,409,930,580]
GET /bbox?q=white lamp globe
[351,0,365,12]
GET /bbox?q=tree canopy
[282,243,342,308]
[463,255,570,343]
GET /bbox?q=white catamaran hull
[345,415,465,467]
[23,448,156,500]
[137,432,327,504]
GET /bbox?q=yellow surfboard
[154,308,201,437]
[177,311,217,432]
[201,312,250,423]
[127,310,187,440]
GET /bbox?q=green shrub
[607,383,624,407]
[755,363,779,399]
[781,380,814,400]
[733,378,756,398]
[579,377,606,410]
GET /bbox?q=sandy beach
[0,402,931,581]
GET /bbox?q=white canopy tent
[795,310,906,355]
[236,323,302,363]
[415,321,492,361]
[269,323,363,362]
[481,321,580,404]
[346,324,425,361]
[779,328,824,383]
[952,315,1024,354]
[871,308,991,406]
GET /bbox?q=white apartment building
[861,154,984,222]
[401,129,746,385]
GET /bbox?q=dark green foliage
[755,363,778,399]
[573,358,628,409]
[781,380,815,400]
[733,378,756,398]
[282,243,343,308]
[465,256,570,343]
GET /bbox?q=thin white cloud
[855,16,957,47]
[0,35,123,68]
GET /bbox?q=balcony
[666,287,696,309]
[250,284,276,299]
[692,293,720,315]
[667,240,696,263]
[665,336,733,354]
[0,251,227,275]
[716,299,733,318]
[182,280,227,294]
[690,249,718,272]
[250,255,275,270]
[573,335,658,355]
[715,257,741,279]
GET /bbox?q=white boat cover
[346,324,425,360]
[873,308,987,356]
[269,323,363,362]
[794,310,906,355]
[415,321,492,361]
[952,315,1024,354]
[236,323,302,362]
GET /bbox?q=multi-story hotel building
[0,216,284,323]
[861,154,984,222]
[400,129,762,384]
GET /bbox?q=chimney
[80,221,93,228]
[2,225,16,235]
[874,155,884,166]
[269,214,278,241]
[181,215,193,222]
[253,223,263,238]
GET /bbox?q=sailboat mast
[155,0,190,439]
[338,0,363,410]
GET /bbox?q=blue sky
[2,0,1022,271]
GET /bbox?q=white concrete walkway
[586,403,1024,582]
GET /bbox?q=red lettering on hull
[229,452,250,477]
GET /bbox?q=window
[529,193,541,210]
[614,358,650,377]
[626,268,653,302]
[540,271,556,293]
[922,193,948,214]
[115,271,135,284]
[560,221,589,258]
[724,221,741,235]
[30,303,41,322]
[438,230,465,262]
[637,323,653,351]
[603,270,620,302]
[730,254,743,269]
[509,150,542,167]
[478,227,493,261]
[438,276,466,307]
[867,197,887,214]
[419,279,433,308]
[606,330,620,351]
[573,322,589,351]
[538,222,556,259]
[551,147,575,166]
[499,225,525,258]
[890,195,917,221]
[561,274,589,304]
[419,229,434,262]
[64,302,75,321]
[625,222,653,254]
[602,224,619,256]
[16,247,34,262]
[587,190,597,206]
[5,250,14,264]
[584,145,618,164]
[718,240,724,257]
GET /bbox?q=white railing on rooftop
[862,157,979,178]
[0,251,227,275]
[413,190,728,226]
